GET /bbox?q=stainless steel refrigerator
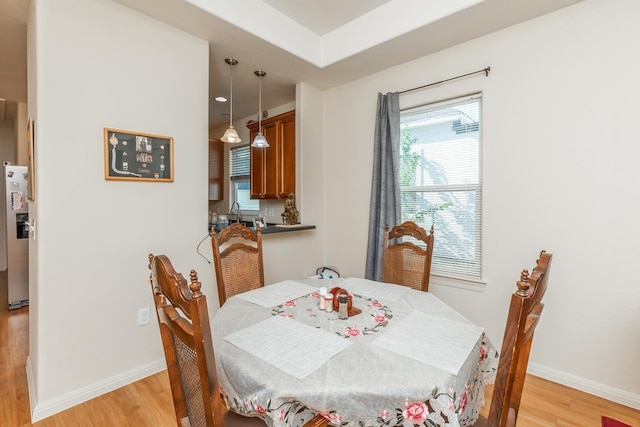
[4,164,29,309]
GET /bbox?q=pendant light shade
[221,126,240,143]
[220,58,241,143]
[251,70,269,148]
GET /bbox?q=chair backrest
[382,221,434,292]
[486,250,553,427]
[211,222,265,306]
[148,254,225,427]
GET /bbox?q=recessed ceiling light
[215,96,228,102]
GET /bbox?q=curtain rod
[399,66,491,95]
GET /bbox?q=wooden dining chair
[211,222,265,306]
[475,250,553,427]
[147,253,266,427]
[382,221,434,292]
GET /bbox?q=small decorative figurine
[281,193,300,225]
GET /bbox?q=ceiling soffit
[186,0,483,68]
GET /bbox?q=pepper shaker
[338,294,348,319]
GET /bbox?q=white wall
[260,82,326,284]
[28,0,211,420]
[322,0,640,408]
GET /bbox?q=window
[230,145,259,211]
[399,94,482,279]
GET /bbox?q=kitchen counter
[261,224,316,234]
[209,222,316,235]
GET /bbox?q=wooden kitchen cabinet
[247,110,295,199]
[208,138,224,200]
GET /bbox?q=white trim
[528,362,640,410]
[26,356,36,419]
[430,274,486,292]
[29,358,167,422]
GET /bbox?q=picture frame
[27,117,35,201]
[104,128,173,182]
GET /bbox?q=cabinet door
[250,121,279,199]
[208,139,224,200]
[248,110,296,199]
[279,113,296,198]
[250,129,266,198]
[262,121,279,198]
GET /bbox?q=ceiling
[0,0,583,128]
[263,0,392,36]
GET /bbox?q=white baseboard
[28,358,166,423]
[26,356,36,417]
[528,362,640,410]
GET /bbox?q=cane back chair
[211,223,265,306]
[382,221,435,292]
[148,253,265,427]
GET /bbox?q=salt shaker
[338,294,348,319]
[324,293,334,312]
[318,287,327,310]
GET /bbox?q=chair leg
[303,414,328,427]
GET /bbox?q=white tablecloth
[212,278,498,427]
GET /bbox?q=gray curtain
[365,92,401,281]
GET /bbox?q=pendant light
[220,58,241,143]
[251,70,269,148]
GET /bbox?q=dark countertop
[261,224,316,234]
[209,222,316,235]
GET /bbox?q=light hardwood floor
[1,272,638,426]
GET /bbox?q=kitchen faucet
[230,201,242,223]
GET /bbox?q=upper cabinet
[208,138,224,200]
[247,110,295,199]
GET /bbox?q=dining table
[211,277,498,427]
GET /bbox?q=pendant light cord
[229,64,233,127]
[221,58,241,143]
[251,70,268,148]
[258,74,262,133]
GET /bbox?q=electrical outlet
[137,307,150,326]
[268,208,275,217]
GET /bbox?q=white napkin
[235,280,318,307]
[339,277,409,301]
[224,315,351,379]
[372,310,484,375]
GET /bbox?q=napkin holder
[329,287,362,317]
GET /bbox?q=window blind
[230,145,250,180]
[400,93,482,279]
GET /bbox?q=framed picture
[27,117,35,201]
[104,128,173,182]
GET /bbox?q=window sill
[430,274,486,292]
